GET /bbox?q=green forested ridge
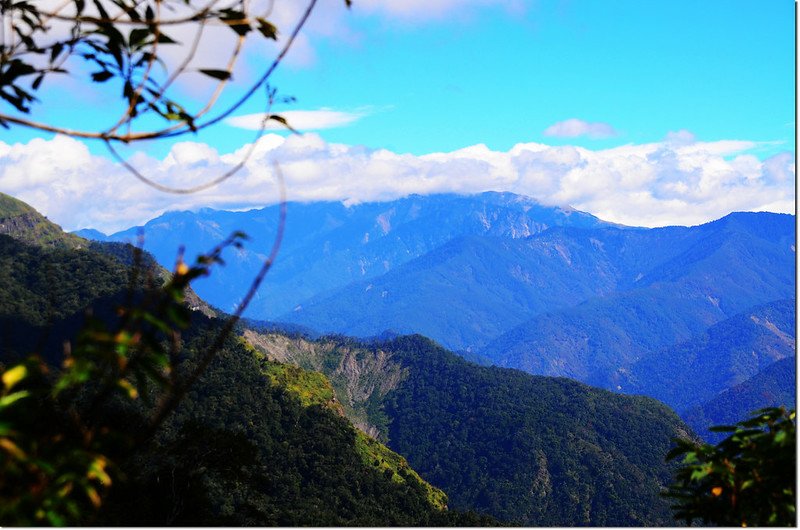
[380,335,689,525]
[0,213,495,526]
[0,234,129,326]
[0,233,172,366]
[97,318,464,525]
[243,329,694,526]
[0,192,84,248]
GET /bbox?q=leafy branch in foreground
[0,0,334,141]
[0,231,256,525]
[0,0,350,195]
[664,406,796,527]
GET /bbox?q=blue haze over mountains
[77,192,796,436]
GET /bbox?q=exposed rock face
[0,212,36,236]
[242,329,406,439]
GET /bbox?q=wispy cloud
[226,108,368,131]
[543,118,618,139]
[0,134,793,233]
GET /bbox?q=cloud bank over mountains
[0,132,793,233]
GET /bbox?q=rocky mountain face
[243,328,407,439]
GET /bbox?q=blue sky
[260,0,794,157]
[0,0,795,231]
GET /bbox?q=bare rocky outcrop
[243,329,407,438]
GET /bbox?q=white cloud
[0,134,793,233]
[543,118,618,139]
[226,108,367,131]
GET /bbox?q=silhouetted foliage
[665,407,796,526]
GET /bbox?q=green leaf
[2,364,27,389]
[220,9,251,36]
[0,390,30,408]
[708,425,737,432]
[45,510,65,526]
[198,69,231,81]
[156,33,177,44]
[129,28,149,47]
[49,42,64,62]
[256,18,278,40]
[91,70,114,83]
[689,465,712,481]
[268,114,299,133]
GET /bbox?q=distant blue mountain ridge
[75,192,796,438]
[75,191,611,319]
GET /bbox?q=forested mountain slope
[682,356,796,443]
[80,197,794,394]
[623,299,796,412]
[480,213,794,386]
[0,192,84,248]
[244,329,692,526]
[0,199,485,526]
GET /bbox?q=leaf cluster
[664,406,796,527]
[0,0,347,141]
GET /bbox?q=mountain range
[75,191,609,320]
[77,192,796,438]
[2,191,699,525]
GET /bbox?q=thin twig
[103,88,275,194]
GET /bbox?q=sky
[0,0,795,232]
